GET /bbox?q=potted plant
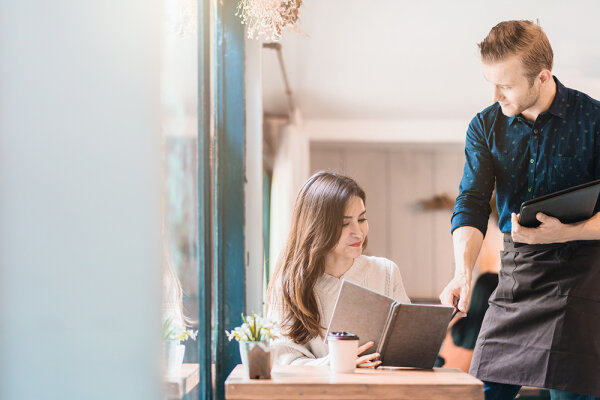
[226,313,280,379]
[163,317,197,376]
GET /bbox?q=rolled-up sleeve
[451,115,495,236]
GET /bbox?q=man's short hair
[479,20,554,84]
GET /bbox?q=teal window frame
[198,0,245,399]
[197,0,212,397]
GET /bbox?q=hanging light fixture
[236,0,302,41]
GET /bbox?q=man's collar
[507,75,567,125]
[546,76,567,119]
[507,115,519,126]
[507,114,531,126]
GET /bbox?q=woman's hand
[356,341,381,368]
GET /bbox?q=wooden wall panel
[431,148,465,298]
[389,149,434,299]
[343,148,388,259]
[311,146,345,174]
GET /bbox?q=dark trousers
[483,381,599,400]
[483,381,521,400]
[549,389,599,400]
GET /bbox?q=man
[440,20,600,400]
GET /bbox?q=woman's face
[329,196,369,260]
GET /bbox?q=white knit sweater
[268,255,410,366]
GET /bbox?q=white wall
[264,0,600,120]
[306,119,468,143]
[0,1,162,399]
[245,36,264,314]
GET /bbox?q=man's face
[482,56,541,117]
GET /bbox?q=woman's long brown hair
[268,171,367,344]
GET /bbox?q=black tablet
[518,179,600,228]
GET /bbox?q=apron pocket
[494,251,518,300]
[556,242,600,303]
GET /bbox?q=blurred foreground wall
[0,1,163,399]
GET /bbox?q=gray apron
[470,234,600,397]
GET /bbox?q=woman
[267,171,410,367]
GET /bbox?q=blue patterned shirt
[451,77,600,235]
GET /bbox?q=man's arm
[443,114,493,313]
[439,226,484,314]
[511,211,600,244]
[573,212,600,239]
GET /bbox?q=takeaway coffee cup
[327,331,359,373]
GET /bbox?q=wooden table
[164,363,200,399]
[225,364,483,399]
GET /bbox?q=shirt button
[528,187,532,192]
[530,159,534,163]
[534,129,538,134]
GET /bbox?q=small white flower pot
[239,341,272,379]
[164,339,185,376]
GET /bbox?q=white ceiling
[262,0,600,120]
